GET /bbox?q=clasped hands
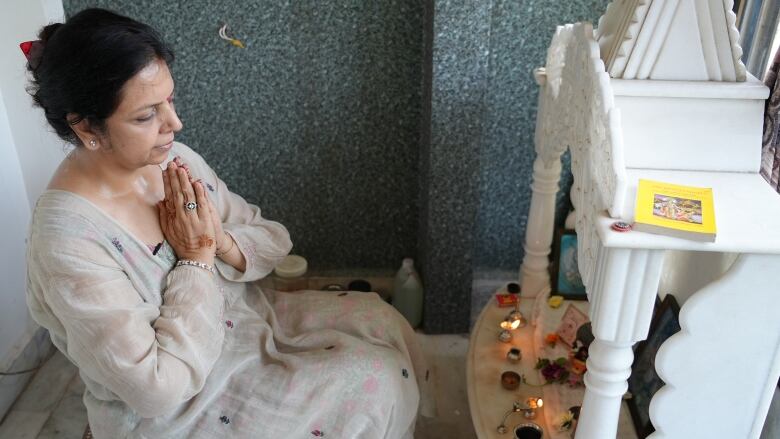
[157,158,229,266]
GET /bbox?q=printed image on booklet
[651,194,702,224]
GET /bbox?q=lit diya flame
[526,397,543,409]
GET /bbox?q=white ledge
[597,169,780,254]
[610,74,769,100]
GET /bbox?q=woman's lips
[156,141,173,150]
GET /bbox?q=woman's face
[98,58,182,169]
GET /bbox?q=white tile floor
[414,334,476,439]
[0,333,476,439]
[0,351,83,439]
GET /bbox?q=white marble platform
[466,295,640,439]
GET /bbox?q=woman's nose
[162,101,183,133]
[169,110,183,133]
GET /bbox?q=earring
[89,139,97,148]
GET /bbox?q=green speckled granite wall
[420,0,608,332]
[63,0,608,332]
[64,0,424,272]
[473,0,608,270]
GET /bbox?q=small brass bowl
[500,371,521,390]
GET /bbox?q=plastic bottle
[392,258,424,328]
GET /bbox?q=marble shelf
[598,169,780,254]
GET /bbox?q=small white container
[273,255,308,292]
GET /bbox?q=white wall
[0,0,65,369]
[0,0,66,209]
[0,88,36,370]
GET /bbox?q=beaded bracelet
[176,259,216,275]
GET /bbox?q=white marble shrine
[469,1,780,438]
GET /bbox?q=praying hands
[160,158,246,272]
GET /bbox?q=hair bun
[38,22,63,44]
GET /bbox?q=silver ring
[184,201,198,211]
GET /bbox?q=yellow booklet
[633,179,716,242]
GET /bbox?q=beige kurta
[26,143,432,439]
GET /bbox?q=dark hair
[26,8,174,146]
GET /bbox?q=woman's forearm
[217,233,246,272]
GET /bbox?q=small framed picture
[627,294,681,438]
[551,229,587,300]
[556,304,589,347]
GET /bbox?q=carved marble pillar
[575,246,665,439]
[519,157,561,298]
[520,66,568,299]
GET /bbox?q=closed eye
[133,91,173,122]
[137,110,156,122]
